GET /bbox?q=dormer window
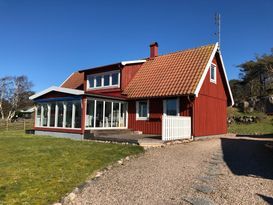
[210,63,216,84]
[87,71,120,89]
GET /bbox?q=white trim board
[194,42,234,106]
[29,86,84,100]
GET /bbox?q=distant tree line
[0,76,34,121]
[230,49,273,103]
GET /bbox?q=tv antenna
[215,12,221,49]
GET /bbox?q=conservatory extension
[31,86,127,140]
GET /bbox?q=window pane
[112,102,119,127]
[57,102,64,127]
[120,103,126,127]
[138,101,147,118]
[112,73,119,85]
[74,101,81,128]
[42,104,48,126]
[210,65,215,80]
[50,103,56,127]
[86,100,94,128]
[36,105,41,126]
[95,100,103,127]
[96,76,102,87]
[88,76,94,88]
[166,99,177,116]
[65,102,73,128]
[104,101,112,127]
[104,75,110,86]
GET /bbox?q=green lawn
[228,107,273,135]
[0,131,143,205]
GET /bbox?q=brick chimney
[149,42,158,59]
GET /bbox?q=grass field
[228,107,273,135]
[0,131,143,205]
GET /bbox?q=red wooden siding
[128,97,192,135]
[193,56,228,136]
[128,99,162,135]
[121,64,142,90]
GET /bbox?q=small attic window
[210,63,216,84]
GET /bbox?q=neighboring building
[30,42,234,140]
[19,107,35,119]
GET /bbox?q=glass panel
[57,102,64,127]
[112,102,119,127]
[86,100,94,128]
[112,72,119,85]
[104,74,110,86]
[210,65,215,80]
[120,103,127,127]
[95,100,103,127]
[104,101,112,127]
[74,101,81,128]
[65,102,73,128]
[88,76,94,88]
[166,99,178,116]
[36,105,41,126]
[138,101,147,118]
[96,76,102,87]
[50,102,56,127]
[42,104,48,126]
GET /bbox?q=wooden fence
[162,115,191,141]
[0,119,34,132]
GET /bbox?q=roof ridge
[153,43,216,59]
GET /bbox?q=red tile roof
[123,44,216,98]
[61,72,84,90]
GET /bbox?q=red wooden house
[30,42,233,140]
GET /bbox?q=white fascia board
[121,60,146,66]
[218,51,235,106]
[29,86,84,100]
[60,72,74,87]
[194,42,234,106]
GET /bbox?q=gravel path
[65,136,273,205]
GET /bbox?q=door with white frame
[163,98,180,116]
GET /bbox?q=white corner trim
[29,86,84,100]
[218,51,235,106]
[194,43,219,97]
[121,60,146,66]
[193,42,234,106]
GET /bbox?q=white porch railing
[162,115,191,141]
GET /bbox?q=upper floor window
[87,71,120,89]
[210,63,216,84]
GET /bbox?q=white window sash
[47,104,50,127]
[72,102,76,128]
[55,103,58,127]
[63,103,66,128]
[136,100,149,120]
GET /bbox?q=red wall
[83,63,142,99]
[128,97,192,135]
[193,56,228,136]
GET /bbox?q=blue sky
[0,0,273,91]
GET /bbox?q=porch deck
[87,130,163,146]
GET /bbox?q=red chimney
[150,42,158,59]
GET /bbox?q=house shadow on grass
[221,137,273,180]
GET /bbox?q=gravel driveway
[65,136,273,205]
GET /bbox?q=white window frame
[163,98,180,116]
[85,97,128,129]
[87,70,120,90]
[210,63,217,84]
[136,100,149,120]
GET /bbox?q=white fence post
[162,115,191,141]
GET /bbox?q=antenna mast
[215,13,221,49]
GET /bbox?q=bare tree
[0,76,33,121]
